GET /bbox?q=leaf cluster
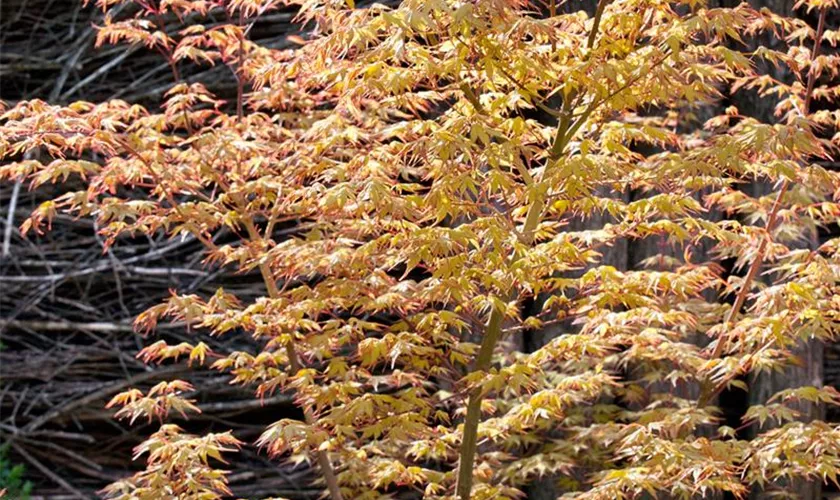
[1,0,840,498]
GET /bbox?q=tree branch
[698,4,828,407]
[244,220,345,500]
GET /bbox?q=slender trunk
[245,220,345,500]
[698,4,828,407]
[454,2,610,496]
[745,8,827,499]
[255,261,345,500]
[454,204,538,498]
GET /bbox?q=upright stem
[454,308,504,499]
[227,27,332,495]
[149,7,181,83]
[549,0,556,52]
[455,200,542,499]
[245,223,344,500]
[454,1,612,495]
[698,5,827,406]
[236,8,245,122]
[587,0,610,50]
[255,264,344,500]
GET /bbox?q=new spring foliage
[2,0,840,498]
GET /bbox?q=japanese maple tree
[1,0,840,498]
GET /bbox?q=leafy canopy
[1,0,840,498]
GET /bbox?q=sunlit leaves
[2,0,840,498]
[101,425,241,500]
[106,380,200,424]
